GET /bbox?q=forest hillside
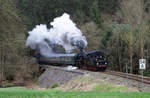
[0,0,150,83]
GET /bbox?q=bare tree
[121,0,148,73]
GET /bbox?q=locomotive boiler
[36,50,107,71]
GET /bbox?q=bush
[51,83,60,88]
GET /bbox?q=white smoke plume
[26,13,87,57]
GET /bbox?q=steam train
[35,50,107,71]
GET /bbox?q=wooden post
[0,41,1,87]
[126,63,128,86]
[142,69,143,89]
[0,41,3,87]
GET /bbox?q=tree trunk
[129,52,133,74]
[129,42,133,74]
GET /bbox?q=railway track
[103,70,150,85]
[40,65,85,75]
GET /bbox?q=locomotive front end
[96,58,107,71]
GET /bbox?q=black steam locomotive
[36,50,107,71]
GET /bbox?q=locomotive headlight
[105,62,107,65]
[97,62,99,65]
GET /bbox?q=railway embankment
[38,66,150,92]
[38,66,84,88]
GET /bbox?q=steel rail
[103,70,150,85]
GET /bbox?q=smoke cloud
[26,13,87,57]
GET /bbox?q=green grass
[92,83,128,92]
[0,87,149,98]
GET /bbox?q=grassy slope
[0,87,149,98]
